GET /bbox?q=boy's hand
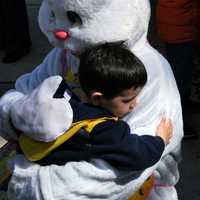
[156,117,172,145]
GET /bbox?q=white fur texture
[0,90,24,140]
[11,76,73,142]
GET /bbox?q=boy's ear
[90,91,104,106]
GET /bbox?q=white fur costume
[0,0,183,199]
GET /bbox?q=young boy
[19,42,172,170]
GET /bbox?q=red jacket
[156,0,200,43]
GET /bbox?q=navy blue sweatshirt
[37,81,165,170]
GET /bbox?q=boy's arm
[34,119,164,168]
[91,120,165,170]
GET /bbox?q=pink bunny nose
[53,30,69,40]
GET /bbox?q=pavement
[0,1,200,199]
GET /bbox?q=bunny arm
[0,48,73,141]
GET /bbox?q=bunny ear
[38,76,63,98]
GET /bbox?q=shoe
[183,124,199,140]
[2,46,30,63]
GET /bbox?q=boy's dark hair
[78,42,147,99]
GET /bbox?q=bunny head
[38,0,150,55]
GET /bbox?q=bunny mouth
[47,29,84,56]
[53,29,70,41]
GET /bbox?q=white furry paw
[154,154,180,186]
[149,185,178,200]
[10,76,73,142]
[0,90,24,140]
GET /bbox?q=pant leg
[0,1,5,49]
[166,41,195,104]
[14,0,31,47]
[1,0,31,53]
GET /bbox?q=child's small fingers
[159,117,166,124]
[165,118,172,127]
[161,116,166,121]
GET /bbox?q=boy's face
[99,87,142,118]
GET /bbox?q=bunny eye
[66,11,82,25]
[50,10,56,20]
